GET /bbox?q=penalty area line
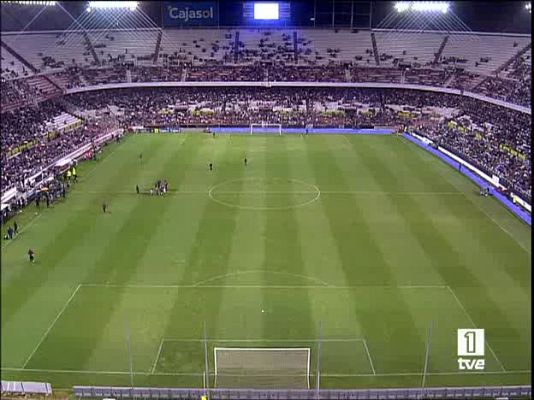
[363,339,376,375]
[0,367,203,376]
[79,283,448,289]
[163,338,365,343]
[21,284,81,369]
[446,286,507,372]
[150,339,165,374]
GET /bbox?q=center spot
[209,178,320,210]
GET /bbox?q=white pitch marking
[0,367,529,377]
[79,283,448,289]
[163,338,365,343]
[362,339,376,375]
[462,196,531,255]
[150,339,165,374]
[208,178,321,210]
[191,269,331,287]
[74,190,463,196]
[22,284,81,368]
[446,285,507,372]
[1,367,203,376]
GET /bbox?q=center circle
[208,178,321,210]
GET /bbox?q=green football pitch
[1,133,531,390]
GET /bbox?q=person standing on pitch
[244,157,247,166]
[14,221,18,235]
[209,162,213,171]
[28,249,35,263]
[102,202,107,213]
[136,185,140,194]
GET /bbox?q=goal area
[250,123,282,135]
[214,347,310,389]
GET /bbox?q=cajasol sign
[163,2,218,26]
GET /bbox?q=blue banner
[162,2,218,27]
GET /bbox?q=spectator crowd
[1,85,530,205]
[62,86,530,201]
[1,99,118,194]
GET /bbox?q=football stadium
[0,1,531,399]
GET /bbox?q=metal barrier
[73,385,531,399]
[2,380,52,396]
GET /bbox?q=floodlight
[86,1,138,12]
[526,2,531,13]
[394,1,450,13]
[394,2,411,12]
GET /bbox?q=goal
[214,347,310,389]
[250,123,282,135]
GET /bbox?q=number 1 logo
[458,329,485,357]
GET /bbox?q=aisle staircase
[153,30,162,64]
[433,36,449,65]
[370,32,380,66]
[83,31,100,66]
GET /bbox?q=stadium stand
[298,29,373,65]
[49,86,528,201]
[438,34,530,75]
[159,29,234,65]
[1,45,31,79]
[1,28,531,204]
[2,31,90,70]
[88,28,160,66]
[237,29,296,64]
[0,77,33,111]
[1,29,530,106]
[374,30,446,67]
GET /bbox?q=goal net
[214,347,310,389]
[250,123,282,135]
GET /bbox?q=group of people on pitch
[150,179,169,196]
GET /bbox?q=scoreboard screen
[243,2,290,24]
[254,3,279,20]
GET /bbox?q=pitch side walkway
[403,133,531,226]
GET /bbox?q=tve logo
[457,329,485,370]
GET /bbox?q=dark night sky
[0,1,531,33]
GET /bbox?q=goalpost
[214,347,310,389]
[250,122,282,135]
